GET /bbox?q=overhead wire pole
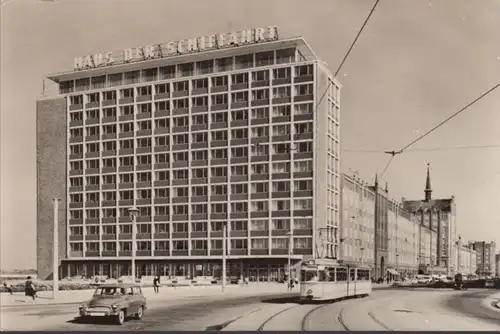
[378,83,500,181]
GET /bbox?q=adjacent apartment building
[340,173,420,279]
[469,241,497,276]
[36,26,342,281]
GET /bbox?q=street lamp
[286,231,293,286]
[221,222,228,292]
[128,207,139,281]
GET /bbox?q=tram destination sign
[74,25,279,71]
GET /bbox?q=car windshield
[94,287,126,296]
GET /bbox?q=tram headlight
[307,289,313,295]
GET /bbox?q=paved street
[2,285,499,331]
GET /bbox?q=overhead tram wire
[313,0,381,112]
[378,83,500,181]
[342,144,500,154]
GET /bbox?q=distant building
[496,253,500,277]
[340,173,419,279]
[453,238,476,275]
[403,164,457,276]
[469,241,497,276]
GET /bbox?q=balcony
[85,251,100,257]
[154,250,170,256]
[191,250,208,256]
[101,250,117,257]
[172,250,189,256]
[102,234,116,240]
[250,249,269,256]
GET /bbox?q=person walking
[153,275,161,293]
[24,276,37,301]
[3,282,13,295]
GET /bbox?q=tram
[299,258,372,301]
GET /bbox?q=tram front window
[301,270,318,282]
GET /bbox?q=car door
[125,287,138,314]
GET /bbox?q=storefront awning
[387,268,400,275]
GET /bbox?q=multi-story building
[469,241,497,276]
[387,199,419,278]
[339,173,375,268]
[36,26,342,280]
[340,173,419,279]
[453,237,477,275]
[496,253,499,277]
[403,164,456,276]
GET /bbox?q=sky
[1,0,499,270]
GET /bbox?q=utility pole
[52,199,60,300]
[222,223,227,292]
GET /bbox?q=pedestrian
[288,278,295,290]
[153,275,160,293]
[25,276,37,301]
[3,282,13,295]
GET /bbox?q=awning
[387,268,400,276]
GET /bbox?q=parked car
[78,283,147,325]
[485,279,494,288]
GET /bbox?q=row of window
[70,237,313,253]
[69,199,314,217]
[69,145,313,172]
[70,103,316,124]
[70,126,314,150]
[70,82,315,107]
[70,219,313,235]
[63,55,315,94]
[71,177,312,191]
[70,150,313,172]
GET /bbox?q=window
[212,76,228,87]
[155,118,170,132]
[231,202,247,213]
[173,223,188,233]
[295,65,313,77]
[251,239,267,249]
[192,240,208,250]
[294,237,312,249]
[155,223,169,233]
[70,226,83,236]
[192,222,207,232]
[272,238,288,249]
[231,239,247,249]
[272,162,290,173]
[272,219,290,230]
[70,243,83,252]
[251,201,268,212]
[272,200,290,211]
[272,181,289,192]
[173,240,188,250]
[295,84,313,96]
[216,57,232,71]
[192,186,207,196]
[252,89,269,101]
[211,203,227,213]
[294,180,312,191]
[231,221,247,231]
[251,219,267,231]
[251,107,269,119]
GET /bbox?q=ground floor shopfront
[62,257,304,282]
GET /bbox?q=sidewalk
[1,282,393,308]
[481,291,500,312]
[0,283,291,308]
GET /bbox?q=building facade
[469,241,497,276]
[340,173,419,279]
[36,27,342,280]
[403,164,456,276]
[496,253,500,277]
[387,199,419,278]
[339,173,375,268]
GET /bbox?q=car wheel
[115,310,125,325]
[135,306,144,320]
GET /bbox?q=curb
[496,301,500,309]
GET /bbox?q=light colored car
[78,283,147,325]
[485,279,494,288]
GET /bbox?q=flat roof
[47,37,318,83]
